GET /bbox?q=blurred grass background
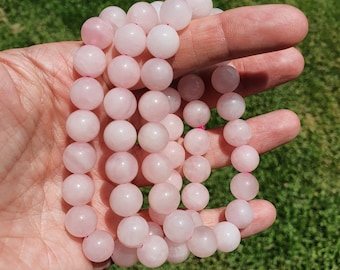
[0,0,339,269]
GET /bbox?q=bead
[141,58,173,91]
[230,172,259,200]
[213,221,241,252]
[231,145,260,173]
[223,119,252,147]
[162,87,182,113]
[225,199,254,229]
[183,128,210,155]
[183,100,211,127]
[211,64,240,93]
[117,215,149,248]
[181,183,209,211]
[159,0,192,30]
[187,226,217,258]
[183,155,211,183]
[99,6,127,28]
[126,2,159,33]
[138,122,169,153]
[62,174,95,206]
[165,237,190,264]
[163,210,195,243]
[216,92,246,121]
[138,90,170,122]
[141,153,173,184]
[186,0,213,19]
[148,182,181,214]
[111,239,138,267]
[105,152,138,184]
[165,170,183,190]
[160,113,184,140]
[137,235,169,268]
[160,141,186,169]
[177,73,205,101]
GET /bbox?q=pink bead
[163,210,195,243]
[81,16,114,49]
[225,199,254,229]
[187,226,217,258]
[146,24,180,59]
[186,0,213,19]
[114,23,146,57]
[103,87,137,120]
[66,110,100,142]
[117,216,149,248]
[99,6,127,28]
[183,100,211,128]
[64,205,97,237]
[138,91,170,122]
[103,120,137,152]
[177,74,205,101]
[160,0,192,30]
[137,235,169,268]
[82,230,114,263]
[73,45,106,78]
[63,142,97,174]
[160,113,184,140]
[181,183,209,211]
[105,152,138,184]
[160,141,185,169]
[183,155,211,183]
[111,239,138,268]
[107,55,140,89]
[183,128,210,155]
[141,58,173,91]
[62,174,95,206]
[126,2,159,33]
[211,64,240,93]
[148,221,164,237]
[186,209,204,227]
[216,92,245,121]
[141,153,173,184]
[213,221,241,252]
[230,172,259,200]
[162,87,181,113]
[138,122,169,153]
[109,183,143,217]
[223,119,252,147]
[151,1,163,21]
[231,145,260,173]
[70,77,104,110]
[165,237,190,264]
[165,170,183,190]
[148,182,181,214]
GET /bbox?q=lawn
[0,0,339,269]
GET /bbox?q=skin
[0,4,308,270]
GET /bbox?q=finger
[199,199,276,238]
[194,47,305,108]
[204,109,300,169]
[172,4,308,76]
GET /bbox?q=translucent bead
[186,209,204,227]
[211,65,240,94]
[126,2,159,33]
[148,182,181,214]
[99,6,127,28]
[64,205,97,237]
[181,183,209,211]
[111,239,138,268]
[177,74,205,101]
[117,216,149,248]
[63,142,97,174]
[141,153,173,184]
[187,226,217,258]
[146,24,180,59]
[114,23,146,57]
[183,155,211,183]
[230,172,259,200]
[225,199,254,229]
[183,100,211,127]
[109,183,143,217]
[160,141,185,169]
[81,16,114,49]
[107,55,140,89]
[105,152,138,184]
[103,87,137,120]
[103,120,137,152]
[150,1,163,22]
[165,170,183,190]
[70,77,104,110]
[162,87,181,113]
[82,230,114,263]
[231,145,260,173]
[216,92,245,121]
[137,235,169,268]
[138,122,169,153]
[148,221,164,237]
[213,221,241,252]
[223,119,252,147]
[165,237,190,263]
[141,58,173,91]
[160,113,184,141]
[186,0,213,19]
[138,91,170,122]
[159,0,192,30]
[163,210,195,243]
[62,174,95,206]
[73,45,106,78]
[183,128,210,155]
[66,110,100,142]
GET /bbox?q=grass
[1,0,339,269]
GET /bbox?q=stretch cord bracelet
[62,0,262,268]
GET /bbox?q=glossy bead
[82,230,114,263]
[63,142,96,174]
[187,226,217,258]
[225,199,254,229]
[62,174,95,206]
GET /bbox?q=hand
[0,4,308,270]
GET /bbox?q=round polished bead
[141,153,173,184]
[105,152,138,184]
[214,221,241,252]
[138,122,169,153]
[183,155,211,183]
[187,226,217,258]
[160,113,184,141]
[216,92,245,121]
[163,210,195,243]
[165,237,190,264]
[126,2,159,33]
[186,0,213,19]
[159,0,192,30]
[137,235,169,268]
[162,87,181,113]
[141,58,173,91]
[148,182,181,214]
[62,174,95,206]
[230,172,259,200]
[183,100,211,128]
[165,170,183,190]
[177,73,205,101]
[99,6,127,28]
[63,142,96,174]
[160,141,185,169]
[111,239,138,268]
[211,64,240,93]
[183,128,210,155]
[223,119,252,147]
[225,199,254,229]
[82,230,114,263]
[138,90,170,122]
[117,216,149,248]
[181,183,209,211]
[231,145,260,173]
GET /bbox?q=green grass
[1,0,339,269]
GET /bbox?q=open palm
[0,5,308,270]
